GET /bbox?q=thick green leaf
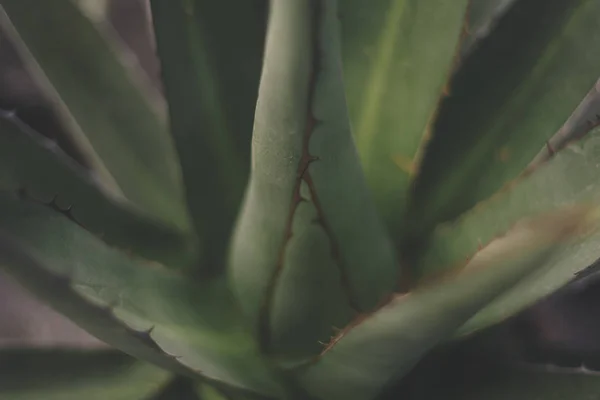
[149,0,266,272]
[421,127,600,276]
[0,195,284,398]
[0,222,197,380]
[0,0,188,228]
[340,0,469,237]
[0,111,195,268]
[0,348,170,400]
[228,0,399,360]
[294,206,598,400]
[413,127,600,336]
[407,0,600,237]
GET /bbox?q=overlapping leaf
[0,111,195,268]
[0,195,283,398]
[294,206,599,400]
[339,0,469,237]
[420,125,600,275]
[228,0,399,361]
[407,0,600,237]
[412,127,600,336]
[149,0,267,272]
[0,0,188,228]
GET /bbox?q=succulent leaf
[0,0,188,228]
[0,348,172,400]
[339,0,469,237]
[228,0,399,361]
[0,195,284,398]
[0,112,195,268]
[1,0,599,398]
[0,230,193,380]
[295,206,598,400]
[407,0,600,236]
[415,127,600,336]
[149,0,267,272]
[421,124,600,275]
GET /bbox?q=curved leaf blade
[421,127,600,275]
[149,0,267,272]
[340,0,469,237]
[0,195,284,398]
[0,348,171,400]
[413,127,600,336]
[0,226,196,380]
[408,0,600,236]
[295,207,598,400]
[0,111,195,269]
[0,0,188,228]
[416,126,600,336]
[228,0,399,360]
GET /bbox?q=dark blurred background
[1,0,600,367]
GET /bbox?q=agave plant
[2,0,600,398]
